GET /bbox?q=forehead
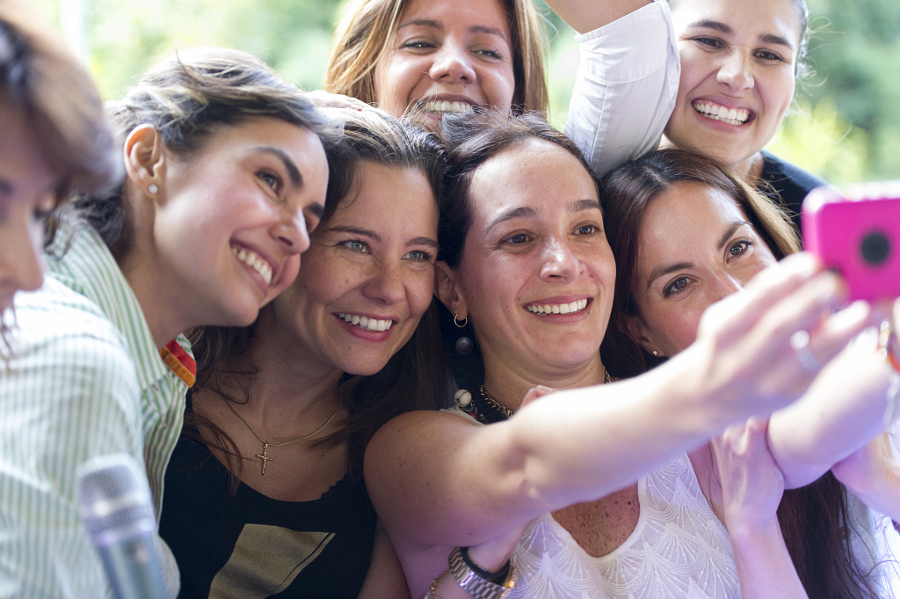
[399,0,512,37]
[640,181,745,250]
[672,0,803,48]
[334,161,437,228]
[0,103,55,193]
[468,138,599,224]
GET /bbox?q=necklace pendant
[256,442,274,475]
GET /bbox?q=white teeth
[422,100,474,115]
[337,313,394,332]
[232,246,273,286]
[692,101,750,126]
[526,298,589,316]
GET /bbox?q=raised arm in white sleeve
[564,0,679,178]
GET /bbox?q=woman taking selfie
[362,112,873,598]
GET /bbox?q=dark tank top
[160,435,377,599]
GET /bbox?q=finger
[702,253,824,340]
[741,270,847,373]
[520,385,555,408]
[808,301,881,364]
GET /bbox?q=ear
[625,313,665,358]
[434,261,468,319]
[123,125,167,200]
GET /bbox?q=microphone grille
[76,453,156,546]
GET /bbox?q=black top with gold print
[160,436,377,599]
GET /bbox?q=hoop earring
[453,312,468,328]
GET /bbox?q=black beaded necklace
[457,370,613,425]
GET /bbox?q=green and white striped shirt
[0,220,187,598]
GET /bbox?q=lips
[525,298,589,315]
[336,312,395,332]
[421,100,474,115]
[692,100,752,126]
[231,244,274,287]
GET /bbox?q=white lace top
[509,454,739,599]
[442,407,900,599]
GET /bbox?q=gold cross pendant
[256,442,274,475]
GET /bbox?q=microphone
[76,453,168,599]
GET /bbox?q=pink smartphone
[802,182,900,302]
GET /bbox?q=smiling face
[0,103,56,312]
[446,138,615,377]
[262,162,438,376]
[373,0,516,123]
[664,0,802,175]
[628,181,777,357]
[152,117,329,331]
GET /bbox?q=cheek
[407,269,436,318]
[764,72,796,119]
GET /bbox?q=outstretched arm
[831,432,900,522]
[767,302,900,489]
[367,254,869,595]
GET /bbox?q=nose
[362,262,405,305]
[271,211,310,256]
[716,48,754,91]
[539,239,580,283]
[429,41,476,84]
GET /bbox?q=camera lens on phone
[860,231,890,266]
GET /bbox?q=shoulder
[8,279,139,407]
[761,152,827,194]
[367,410,479,456]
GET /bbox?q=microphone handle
[96,532,167,599]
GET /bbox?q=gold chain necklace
[215,372,342,475]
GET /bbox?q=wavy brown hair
[185,107,448,485]
[323,0,548,115]
[601,148,881,599]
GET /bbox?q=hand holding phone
[802,182,900,302]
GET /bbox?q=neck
[735,151,765,184]
[226,323,345,431]
[480,347,605,413]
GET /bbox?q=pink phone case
[802,182,900,302]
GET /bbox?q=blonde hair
[323,0,549,114]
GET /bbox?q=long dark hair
[438,110,598,268]
[601,148,880,599]
[186,107,448,485]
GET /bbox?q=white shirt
[565,0,679,179]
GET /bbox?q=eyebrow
[408,236,439,249]
[398,18,509,43]
[688,19,794,51]
[485,199,601,237]
[318,226,438,249]
[645,220,749,290]
[253,146,303,188]
[325,225,380,241]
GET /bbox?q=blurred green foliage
[32,0,899,184]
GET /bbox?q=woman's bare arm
[367,256,868,562]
